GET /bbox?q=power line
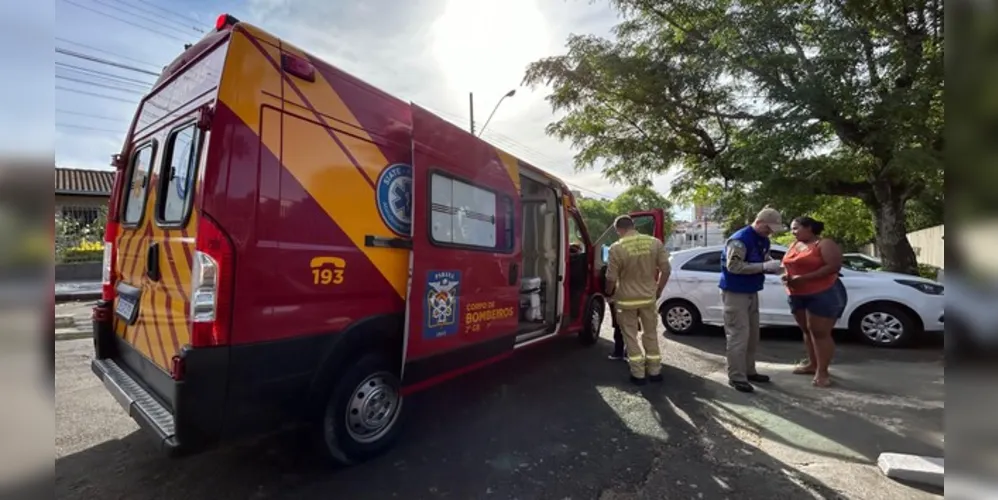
[56,86,138,104]
[132,0,203,26]
[56,62,156,87]
[59,0,190,43]
[56,70,151,93]
[56,123,125,134]
[56,75,147,95]
[57,109,130,122]
[55,47,161,77]
[104,0,205,33]
[55,37,162,70]
[421,104,613,199]
[88,0,201,37]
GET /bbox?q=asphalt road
[55,322,944,500]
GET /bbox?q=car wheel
[579,297,604,346]
[851,304,918,348]
[660,300,702,335]
[316,353,405,465]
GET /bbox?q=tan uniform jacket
[606,231,671,309]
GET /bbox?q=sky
[49,0,692,219]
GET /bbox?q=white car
[656,244,945,348]
[842,252,883,271]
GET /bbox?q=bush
[917,263,941,281]
[62,248,103,263]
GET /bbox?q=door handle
[146,242,161,281]
[508,262,518,286]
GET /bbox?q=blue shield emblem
[376,163,412,237]
[424,270,461,339]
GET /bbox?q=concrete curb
[53,315,93,341]
[55,291,101,303]
[877,452,944,488]
[55,328,92,341]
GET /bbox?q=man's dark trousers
[610,305,626,357]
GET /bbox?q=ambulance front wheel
[318,352,405,465]
[579,297,605,346]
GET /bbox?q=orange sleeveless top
[781,240,838,295]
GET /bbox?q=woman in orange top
[781,217,846,387]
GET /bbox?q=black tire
[659,300,702,335]
[579,297,605,346]
[850,303,919,348]
[316,353,405,465]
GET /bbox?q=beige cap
[755,207,785,233]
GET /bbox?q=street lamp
[469,89,516,137]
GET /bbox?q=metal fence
[56,205,107,264]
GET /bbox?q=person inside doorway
[781,216,846,388]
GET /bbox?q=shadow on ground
[55,335,936,500]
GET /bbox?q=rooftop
[55,167,115,196]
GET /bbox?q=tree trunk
[868,182,919,275]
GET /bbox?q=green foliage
[917,263,941,281]
[62,248,103,263]
[55,206,108,263]
[577,184,674,241]
[772,233,795,248]
[525,0,943,274]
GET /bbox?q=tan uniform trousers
[615,303,661,378]
[721,290,760,382]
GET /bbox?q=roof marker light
[215,13,240,31]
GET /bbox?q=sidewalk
[54,300,95,341]
[55,281,101,302]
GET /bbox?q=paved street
[56,320,943,500]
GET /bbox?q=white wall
[861,224,944,268]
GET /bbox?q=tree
[576,184,674,241]
[524,0,943,274]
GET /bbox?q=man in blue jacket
[720,207,785,392]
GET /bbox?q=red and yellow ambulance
[90,14,665,464]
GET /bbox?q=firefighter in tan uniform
[605,215,672,385]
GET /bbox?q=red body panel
[405,105,522,363]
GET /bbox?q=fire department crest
[376,163,412,237]
[424,270,461,339]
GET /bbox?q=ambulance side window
[156,123,200,225]
[429,172,513,252]
[121,144,156,225]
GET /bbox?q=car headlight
[895,279,944,295]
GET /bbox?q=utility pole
[469,92,475,135]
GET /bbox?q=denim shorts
[787,279,847,319]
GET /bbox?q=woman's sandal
[792,365,816,375]
[812,377,832,387]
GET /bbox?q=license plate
[116,296,136,322]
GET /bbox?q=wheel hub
[860,312,903,343]
[591,307,602,338]
[345,373,400,443]
[667,306,692,331]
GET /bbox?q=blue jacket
[719,225,769,293]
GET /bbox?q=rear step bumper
[91,358,180,453]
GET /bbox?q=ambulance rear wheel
[317,353,404,465]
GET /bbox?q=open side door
[592,208,666,295]
[402,104,522,386]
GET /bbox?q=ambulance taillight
[190,215,234,347]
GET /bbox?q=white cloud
[245,0,676,199]
[52,0,686,205]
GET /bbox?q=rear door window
[681,251,722,273]
[122,144,155,225]
[156,123,200,225]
